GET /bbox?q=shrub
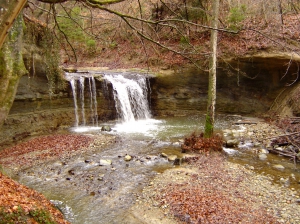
[181,132,223,154]
[86,39,97,56]
[0,206,56,224]
[227,5,246,31]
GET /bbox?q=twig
[268,131,300,139]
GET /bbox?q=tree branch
[38,0,126,4]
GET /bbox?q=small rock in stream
[101,126,112,132]
[99,159,112,166]
[124,155,132,161]
[168,155,177,161]
[226,139,239,148]
[258,153,267,160]
[161,153,168,158]
[273,164,285,171]
[174,158,182,165]
[259,148,269,154]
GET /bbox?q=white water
[79,76,86,126]
[69,79,79,126]
[65,73,99,127]
[104,74,151,123]
[66,72,154,132]
[113,119,162,137]
[89,77,98,126]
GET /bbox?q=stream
[9,71,300,223]
[13,114,300,223]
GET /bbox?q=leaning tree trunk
[0,14,27,128]
[0,0,27,49]
[204,0,219,138]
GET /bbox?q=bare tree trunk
[204,0,219,138]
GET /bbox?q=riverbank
[2,152,299,223]
[128,154,300,223]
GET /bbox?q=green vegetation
[0,206,56,224]
[24,18,66,95]
[56,6,97,56]
[227,5,246,31]
[180,36,189,45]
[204,114,214,138]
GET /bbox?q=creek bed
[9,115,300,223]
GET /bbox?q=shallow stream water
[14,114,300,223]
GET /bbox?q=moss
[24,17,66,94]
[0,206,56,224]
[0,13,27,127]
[204,114,214,138]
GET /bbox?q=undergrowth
[0,206,56,224]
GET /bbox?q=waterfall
[69,79,79,127]
[79,76,86,126]
[65,71,151,129]
[65,73,99,127]
[104,74,151,123]
[89,77,98,126]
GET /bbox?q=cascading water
[104,74,151,122]
[103,72,161,136]
[79,76,86,126]
[69,78,79,126]
[65,71,157,134]
[65,73,99,127]
[89,77,98,126]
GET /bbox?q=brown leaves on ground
[155,155,278,224]
[181,132,223,154]
[0,134,93,169]
[0,172,70,224]
[0,134,93,223]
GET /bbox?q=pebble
[124,155,132,161]
[99,159,112,166]
[258,153,267,160]
[273,164,285,171]
[259,148,269,154]
[167,155,177,161]
[161,153,168,158]
[226,139,239,148]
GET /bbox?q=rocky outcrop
[150,52,300,116]
[1,70,116,147]
[1,52,299,146]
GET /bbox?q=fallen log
[233,120,258,125]
[269,148,297,163]
[268,131,300,139]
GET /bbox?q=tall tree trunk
[0,14,27,128]
[204,0,219,138]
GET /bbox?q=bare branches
[38,0,126,4]
[51,4,78,61]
